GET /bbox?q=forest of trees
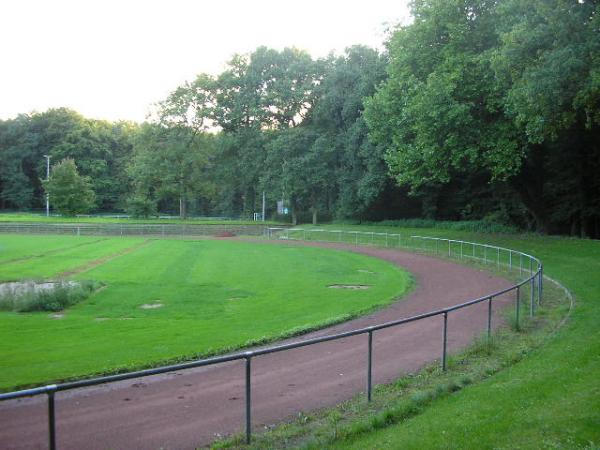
[1,0,598,237]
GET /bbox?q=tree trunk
[292,210,297,226]
[312,208,318,225]
[179,196,187,219]
[510,145,552,233]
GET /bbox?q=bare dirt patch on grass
[139,303,163,310]
[58,240,152,277]
[328,284,371,290]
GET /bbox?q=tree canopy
[1,3,599,236]
[43,158,95,216]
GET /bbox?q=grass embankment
[233,225,598,449]
[0,235,409,391]
[0,212,281,226]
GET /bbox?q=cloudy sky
[0,0,411,123]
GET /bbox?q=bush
[0,280,100,312]
[360,218,518,234]
[126,194,158,219]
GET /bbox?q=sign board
[277,200,289,215]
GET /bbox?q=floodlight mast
[44,155,51,217]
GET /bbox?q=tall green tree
[310,46,390,219]
[365,0,600,235]
[43,158,95,216]
[128,124,215,218]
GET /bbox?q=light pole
[44,155,51,217]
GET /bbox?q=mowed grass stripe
[0,234,108,264]
[0,238,410,390]
[58,239,152,277]
[0,236,146,281]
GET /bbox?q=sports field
[0,235,410,390]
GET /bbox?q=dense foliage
[1,0,598,236]
[43,158,95,216]
[366,0,600,236]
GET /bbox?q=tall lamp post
[44,155,51,217]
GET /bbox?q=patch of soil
[328,284,371,290]
[215,231,236,238]
[140,303,163,309]
[357,269,375,274]
[49,313,64,319]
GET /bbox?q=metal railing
[0,229,543,449]
[0,222,269,237]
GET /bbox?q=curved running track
[0,242,515,449]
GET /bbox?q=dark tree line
[366,0,600,237]
[1,0,598,236]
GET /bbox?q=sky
[0,0,411,123]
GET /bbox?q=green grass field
[283,225,600,450]
[0,234,409,391]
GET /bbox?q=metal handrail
[0,230,543,448]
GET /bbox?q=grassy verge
[217,226,599,449]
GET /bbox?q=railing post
[484,246,487,263]
[497,248,500,268]
[530,276,535,317]
[245,354,252,444]
[519,253,523,276]
[460,241,463,259]
[515,286,521,331]
[442,312,448,371]
[487,297,492,340]
[47,386,57,450]
[538,265,543,305]
[530,258,533,275]
[448,240,451,257]
[367,330,373,402]
[509,250,512,271]
[385,232,388,247]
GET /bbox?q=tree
[310,46,390,220]
[0,109,136,212]
[263,127,335,225]
[365,0,600,236]
[128,124,215,218]
[43,158,95,216]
